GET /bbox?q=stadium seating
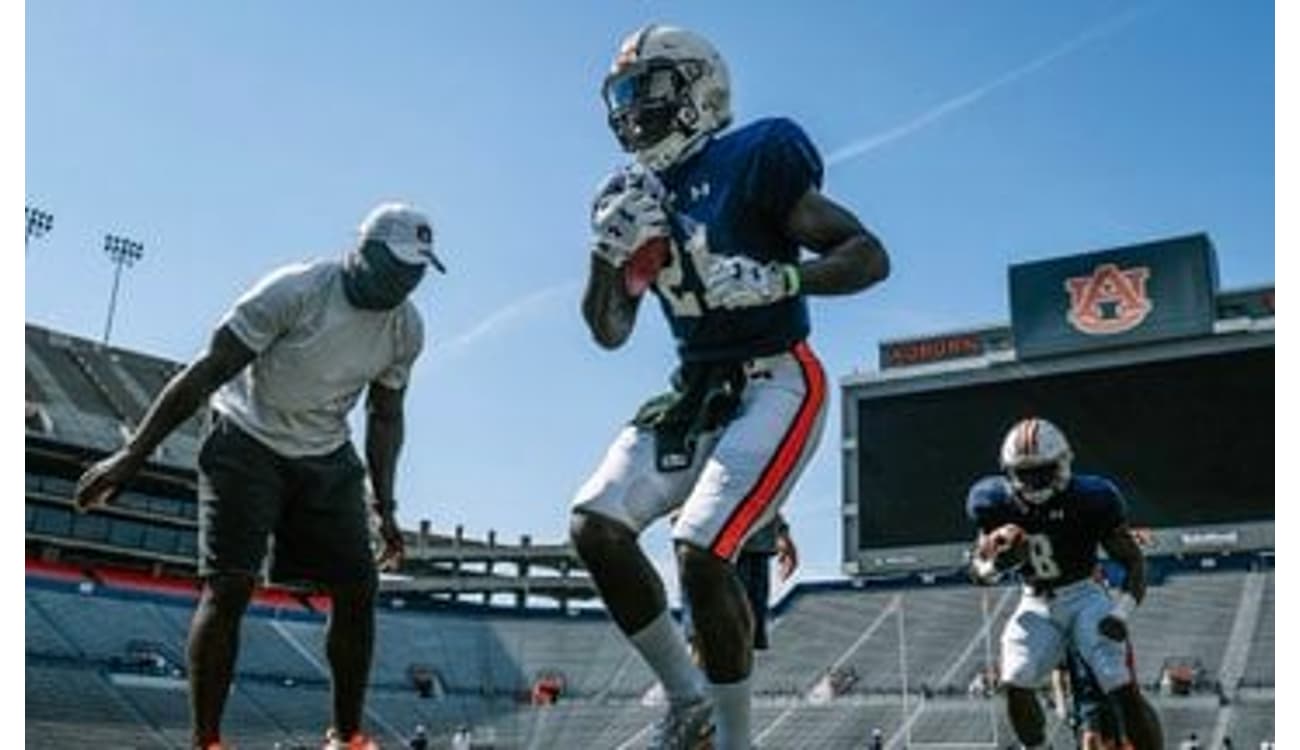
[26,561,1273,748]
[1243,571,1275,685]
[1128,570,1246,683]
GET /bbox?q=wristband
[782,264,802,297]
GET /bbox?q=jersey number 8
[1025,533,1062,580]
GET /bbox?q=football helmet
[602,24,731,171]
[999,418,1073,504]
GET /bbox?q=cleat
[647,694,714,750]
[323,728,379,750]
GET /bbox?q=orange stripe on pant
[711,341,826,559]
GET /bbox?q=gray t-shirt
[211,260,424,457]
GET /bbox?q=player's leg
[1067,644,1125,750]
[736,548,772,651]
[188,573,256,748]
[677,542,755,680]
[1071,588,1162,750]
[999,596,1066,748]
[569,425,715,704]
[322,575,378,740]
[672,343,828,750]
[272,444,379,742]
[190,415,285,747]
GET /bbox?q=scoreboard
[840,234,1274,575]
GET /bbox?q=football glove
[590,164,671,268]
[704,255,800,310]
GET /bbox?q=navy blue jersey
[653,118,822,362]
[966,474,1126,586]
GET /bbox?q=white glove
[704,255,800,310]
[590,165,670,268]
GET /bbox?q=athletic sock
[628,610,704,703]
[708,676,751,750]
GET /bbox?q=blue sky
[25,1,1274,591]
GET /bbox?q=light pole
[102,234,144,345]
[25,205,54,250]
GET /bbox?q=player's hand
[703,255,799,310]
[1099,592,1138,641]
[979,523,1026,559]
[73,449,146,513]
[972,524,1028,583]
[375,511,405,572]
[776,527,799,582]
[590,164,671,268]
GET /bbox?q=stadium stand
[25,320,1274,748]
[1243,571,1275,686]
[27,557,1273,748]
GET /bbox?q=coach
[73,202,441,750]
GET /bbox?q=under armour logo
[689,182,711,202]
[1049,509,1065,521]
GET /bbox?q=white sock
[708,677,751,750]
[628,611,704,703]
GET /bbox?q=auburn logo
[1064,263,1153,335]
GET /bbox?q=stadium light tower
[102,234,144,345]
[25,205,54,250]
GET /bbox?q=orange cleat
[323,728,379,750]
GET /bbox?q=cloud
[432,279,582,362]
[826,4,1152,167]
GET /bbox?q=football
[623,236,671,297]
[979,523,1028,568]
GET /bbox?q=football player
[967,418,1163,750]
[568,24,889,750]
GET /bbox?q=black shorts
[196,414,375,586]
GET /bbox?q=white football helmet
[602,24,732,172]
[999,418,1073,504]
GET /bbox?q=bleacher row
[25,324,203,466]
[26,567,1274,748]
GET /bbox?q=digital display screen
[854,345,1274,549]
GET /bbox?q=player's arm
[1100,523,1147,605]
[774,514,799,582]
[580,166,668,349]
[74,326,255,510]
[1095,524,1146,641]
[784,187,890,296]
[366,381,408,569]
[582,255,643,349]
[968,529,1001,585]
[703,187,890,310]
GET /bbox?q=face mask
[341,240,426,310]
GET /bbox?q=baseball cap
[359,202,446,273]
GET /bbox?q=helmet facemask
[603,57,716,171]
[1005,456,1072,505]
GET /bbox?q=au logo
[1064,263,1153,335]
